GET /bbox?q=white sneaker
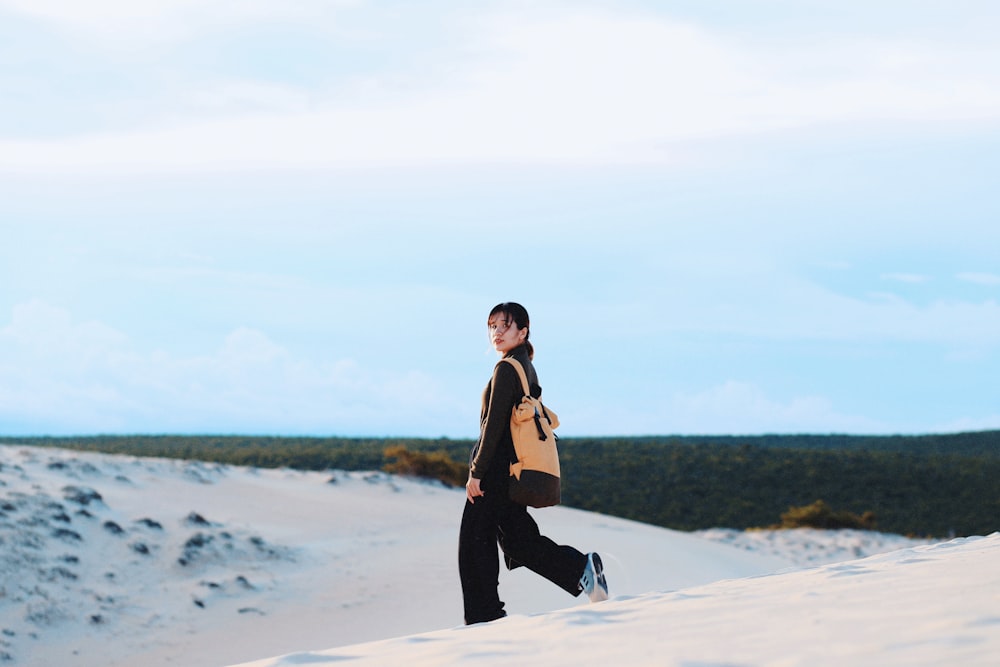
[579,552,609,603]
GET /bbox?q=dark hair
[489,301,533,359]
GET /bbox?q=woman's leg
[497,502,588,596]
[458,494,507,624]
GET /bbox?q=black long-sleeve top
[469,344,539,480]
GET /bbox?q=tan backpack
[502,357,561,508]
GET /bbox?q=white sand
[0,445,994,667]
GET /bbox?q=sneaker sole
[589,553,608,602]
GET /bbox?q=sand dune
[236,533,1000,667]
[0,444,985,667]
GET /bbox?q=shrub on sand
[777,500,877,530]
[382,445,468,487]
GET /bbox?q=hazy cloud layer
[2,2,998,436]
[0,301,460,434]
[2,4,999,170]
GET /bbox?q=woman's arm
[469,361,520,480]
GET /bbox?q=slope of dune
[235,533,1000,667]
[0,444,960,667]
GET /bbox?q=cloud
[0,301,137,430]
[0,300,131,371]
[822,296,1000,346]
[178,81,316,117]
[662,380,887,434]
[565,379,887,436]
[881,273,929,284]
[2,6,999,172]
[0,0,361,42]
[609,264,1000,347]
[0,301,463,435]
[957,272,1000,286]
[935,414,1000,433]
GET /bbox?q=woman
[458,302,608,625]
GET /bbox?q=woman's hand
[466,475,484,504]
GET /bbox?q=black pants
[458,470,587,625]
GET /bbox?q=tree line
[3,431,998,537]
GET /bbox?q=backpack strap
[500,357,531,396]
[503,357,554,442]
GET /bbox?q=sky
[2,0,999,438]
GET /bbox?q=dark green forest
[3,431,998,537]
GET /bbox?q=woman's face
[488,313,526,355]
